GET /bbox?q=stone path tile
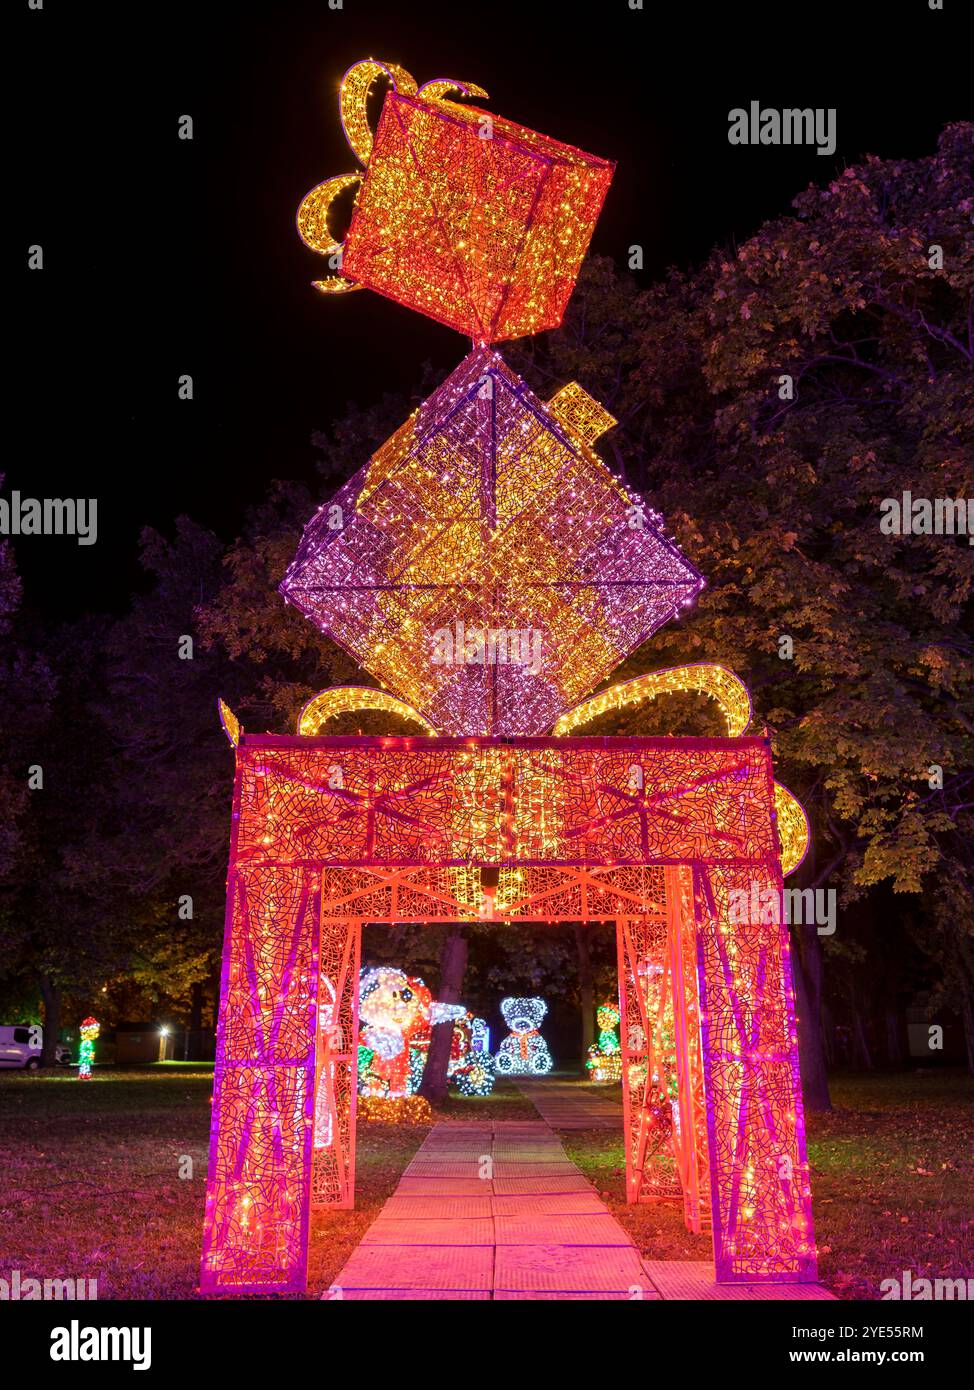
[342,1289,491,1300]
[383,1196,493,1219]
[491,1175,593,1194]
[494,1214,632,1246]
[641,1260,837,1301]
[491,1193,607,1216]
[491,1119,551,1127]
[491,1144,565,1156]
[494,1290,661,1301]
[492,1161,579,1176]
[415,1146,487,1153]
[404,1161,483,1176]
[494,1244,652,1293]
[336,1244,493,1290]
[362,1218,495,1246]
[395,1178,490,1195]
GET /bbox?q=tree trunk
[884,1007,906,1068]
[821,1000,837,1068]
[849,981,874,1070]
[186,980,204,1060]
[958,973,974,1076]
[881,950,907,1068]
[791,920,832,1111]
[574,922,595,1070]
[38,973,61,1068]
[419,925,468,1104]
[955,937,974,1076]
[210,959,221,1029]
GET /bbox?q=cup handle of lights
[295,59,489,294]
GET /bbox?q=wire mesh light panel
[280,348,704,737]
[692,861,817,1281]
[617,873,711,1234]
[341,90,614,340]
[199,864,322,1294]
[199,732,817,1294]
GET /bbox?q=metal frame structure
[200,732,817,1294]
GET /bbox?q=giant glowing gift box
[297,59,614,340]
[280,348,703,736]
[200,56,818,1298]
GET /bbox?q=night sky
[14,0,969,619]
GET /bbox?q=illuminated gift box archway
[199,57,817,1296]
[199,714,816,1294]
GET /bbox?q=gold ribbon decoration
[296,59,489,294]
[217,697,242,747]
[289,666,808,876]
[297,685,437,736]
[552,663,810,876]
[551,663,752,737]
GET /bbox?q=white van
[0,1025,70,1069]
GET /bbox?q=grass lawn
[563,1070,974,1299]
[2,1066,970,1299]
[0,1067,531,1299]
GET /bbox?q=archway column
[693,862,817,1282]
[199,863,322,1295]
[617,868,709,1229]
[312,916,361,1209]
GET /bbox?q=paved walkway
[333,1120,658,1299]
[331,1118,835,1300]
[517,1077,623,1129]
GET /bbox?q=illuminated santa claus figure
[357,967,433,1099]
[356,965,469,1097]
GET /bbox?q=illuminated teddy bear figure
[494,996,553,1076]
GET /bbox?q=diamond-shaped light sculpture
[280,347,704,736]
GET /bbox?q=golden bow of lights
[296,58,490,296]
